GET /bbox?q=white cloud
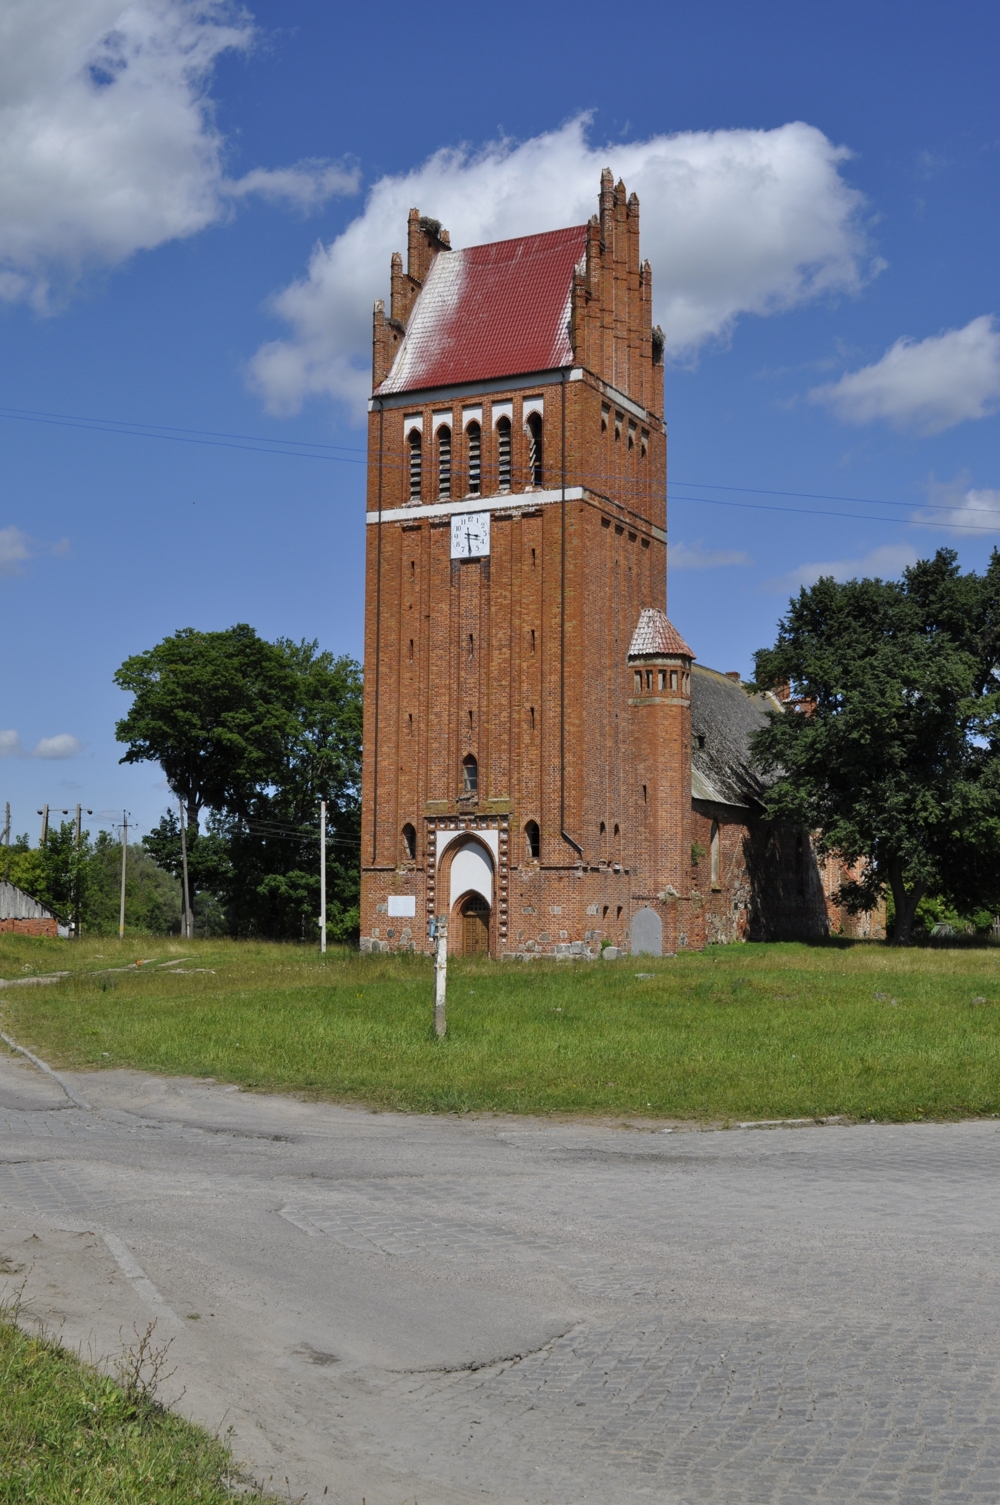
[31,734,83,759]
[224,160,359,210]
[0,731,24,757]
[669,540,752,569]
[0,525,33,575]
[250,115,872,417]
[0,1,355,309]
[766,542,918,594]
[914,474,1000,535]
[0,525,71,577]
[810,316,1000,433]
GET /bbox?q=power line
[2,401,996,530]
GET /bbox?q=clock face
[450,510,490,559]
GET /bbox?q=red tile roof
[376,225,589,395]
[628,608,695,660]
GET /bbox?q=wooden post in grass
[433,915,448,1037]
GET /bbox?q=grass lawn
[2,933,1000,1121]
[0,1302,239,1505]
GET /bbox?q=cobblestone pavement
[2,1050,1000,1503]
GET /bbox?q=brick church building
[359,172,882,956]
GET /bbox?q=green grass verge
[0,1304,238,1504]
[2,934,1000,1121]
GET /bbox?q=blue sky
[2,0,999,843]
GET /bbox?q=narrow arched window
[710,820,720,889]
[525,820,540,860]
[466,421,481,496]
[613,823,621,861]
[408,430,422,500]
[526,413,543,486]
[437,425,451,499]
[402,823,416,861]
[496,416,511,493]
[462,754,478,796]
[599,820,607,861]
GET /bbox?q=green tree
[83,833,181,936]
[114,625,297,830]
[752,549,1000,946]
[119,629,362,941]
[2,824,181,936]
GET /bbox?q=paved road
[2,1046,1000,1504]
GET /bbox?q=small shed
[0,880,60,938]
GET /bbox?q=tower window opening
[670,669,678,691]
[408,430,422,500]
[468,709,474,731]
[601,403,610,433]
[437,425,451,499]
[614,411,623,442]
[409,638,414,660]
[402,822,416,861]
[711,821,721,889]
[645,670,653,690]
[600,820,607,860]
[525,820,540,860]
[410,559,415,576]
[529,706,535,730]
[643,784,647,803]
[408,712,413,736]
[640,428,649,457]
[634,670,642,692]
[628,420,636,449]
[530,629,536,654]
[468,632,474,658]
[466,421,481,495]
[658,669,666,691]
[496,416,512,492]
[462,754,478,796]
[526,413,543,486]
[531,547,536,569]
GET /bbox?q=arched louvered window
[466,421,481,496]
[437,425,451,499]
[526,413,543,486]
[408,430,422,501]
[496,416,511,493]
[462,753,478,797]
[402,823,416,861]
[525,820,540,860]
[710,821,720,888]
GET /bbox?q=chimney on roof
[725,671,742,681]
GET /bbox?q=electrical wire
[2,400,996,530]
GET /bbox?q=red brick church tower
[360,171,697,957]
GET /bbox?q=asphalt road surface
[2,1044,1000,1504]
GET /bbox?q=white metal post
[434,916,448,1037]
[118,812,128,940]
[178,797,192,939]
[319,800,327,954]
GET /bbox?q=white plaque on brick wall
[387,895,416,917]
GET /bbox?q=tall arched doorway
[459,892,491,955]
[441,835,494,956]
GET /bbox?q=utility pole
[2,802,10,845]
[118,811,129,940]
[73,808,91,940]
[38,804,49,847]
[320,800,328,951]
[430,915,448,1037]
[178,797,192,940]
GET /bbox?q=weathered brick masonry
[359,174,874,956]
